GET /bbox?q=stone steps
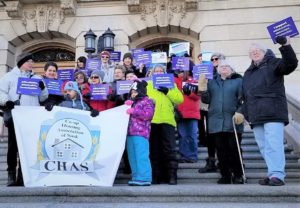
[0,184,299,203]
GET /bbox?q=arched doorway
[129,26,200,62]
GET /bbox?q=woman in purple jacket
[126,79,155,186]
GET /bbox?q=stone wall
[0,0,299,75]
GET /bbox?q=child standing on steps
[125,79,155,186]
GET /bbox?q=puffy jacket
[147,81,183,127]
[177,77,200,119]
[0,66,48,106]
[59,95,90,111]
[242,45,298,126]
[202,73,243,133]
[127,96,155,139]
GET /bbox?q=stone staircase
[0,127,299,206]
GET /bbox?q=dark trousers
[150,123,178,181]
[7,122,18,172]
[213,132,243,178]
[198,110,216,158]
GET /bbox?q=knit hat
[17,52,33,68]
[100,50,110,57]
[129,80,148,98]
[211,52,226,60]
[123,52,133,61]
[64,81,81,95]
[91,70,105,81]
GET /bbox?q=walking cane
[232,117,247,183]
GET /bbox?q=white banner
[12,105,130,187]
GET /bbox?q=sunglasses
[90,76,99,79]
[101,56,109,59]
[211,57,219,61]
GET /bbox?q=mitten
[5,101,15,110]
[233,112,244,125]
[182,84,191,96]
[157,86,169,95]
[39,81,45,90]
[45,103,53,111]
[125,100,134,106]
[198,74,208,92]
[275,36,287,45]
[83,93,91,99]
[126,108,134,115]
[90,109,99,117]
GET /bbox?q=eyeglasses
[101,56,109,59]
[90,76,99,79]
[75,76,84,80]
[211,58,219,61]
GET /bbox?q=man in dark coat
[242,36,298,186]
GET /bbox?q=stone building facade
[0,0,299,77]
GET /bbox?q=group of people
[0,35,297,187]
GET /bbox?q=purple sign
[85,58,101,72]
[134,51,152,67]
[110,51,121,62]
[90,84,109,100]
[172,57,190,71]
[57,69,74,81]
[152,74,174,89]
[116,80,133,95]
[131,48,144,56]
[192,63,214,80]
[44,79,63,95]
[267,16,299,44]
[17,77,41,95]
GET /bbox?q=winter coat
[177,77,200,120]
[59,95,90,111]
[100,63,115,83]
[0,66,48,106]
[78,82,90,103]
[242,45,298,126]
[202,73,243,133]
[127,96,155,139]
[146,80,184,127]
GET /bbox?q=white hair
[217,60,235,74]
[249,43,267,56]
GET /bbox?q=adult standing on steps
[0,52,49,186]
[242,36,298,186]
[198,60,245,184]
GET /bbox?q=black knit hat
[123,52,133,61]
[129,80,148,98]
[17,52,33,68]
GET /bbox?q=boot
[198,157,217,173]
[7,171,16,186]
[15,168,24,186]
[168,169,177,185]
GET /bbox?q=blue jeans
[126,136,152,182]
[252,122,286,181]
[178,119,198,161]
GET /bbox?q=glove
[5,101,15,110]
[90,109,99,117]
[125,100,134,106]
[107,94,116,101]
[45,103,53,111]
[275,36,287,45]
[126,108,134,115]
[233,112,244,125]
[39,81,45,90]
[198,74,208,92]
[157,86,169,95]
[83,93,91,99]
[182,84,191,96]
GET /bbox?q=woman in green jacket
[147,64,183,185]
